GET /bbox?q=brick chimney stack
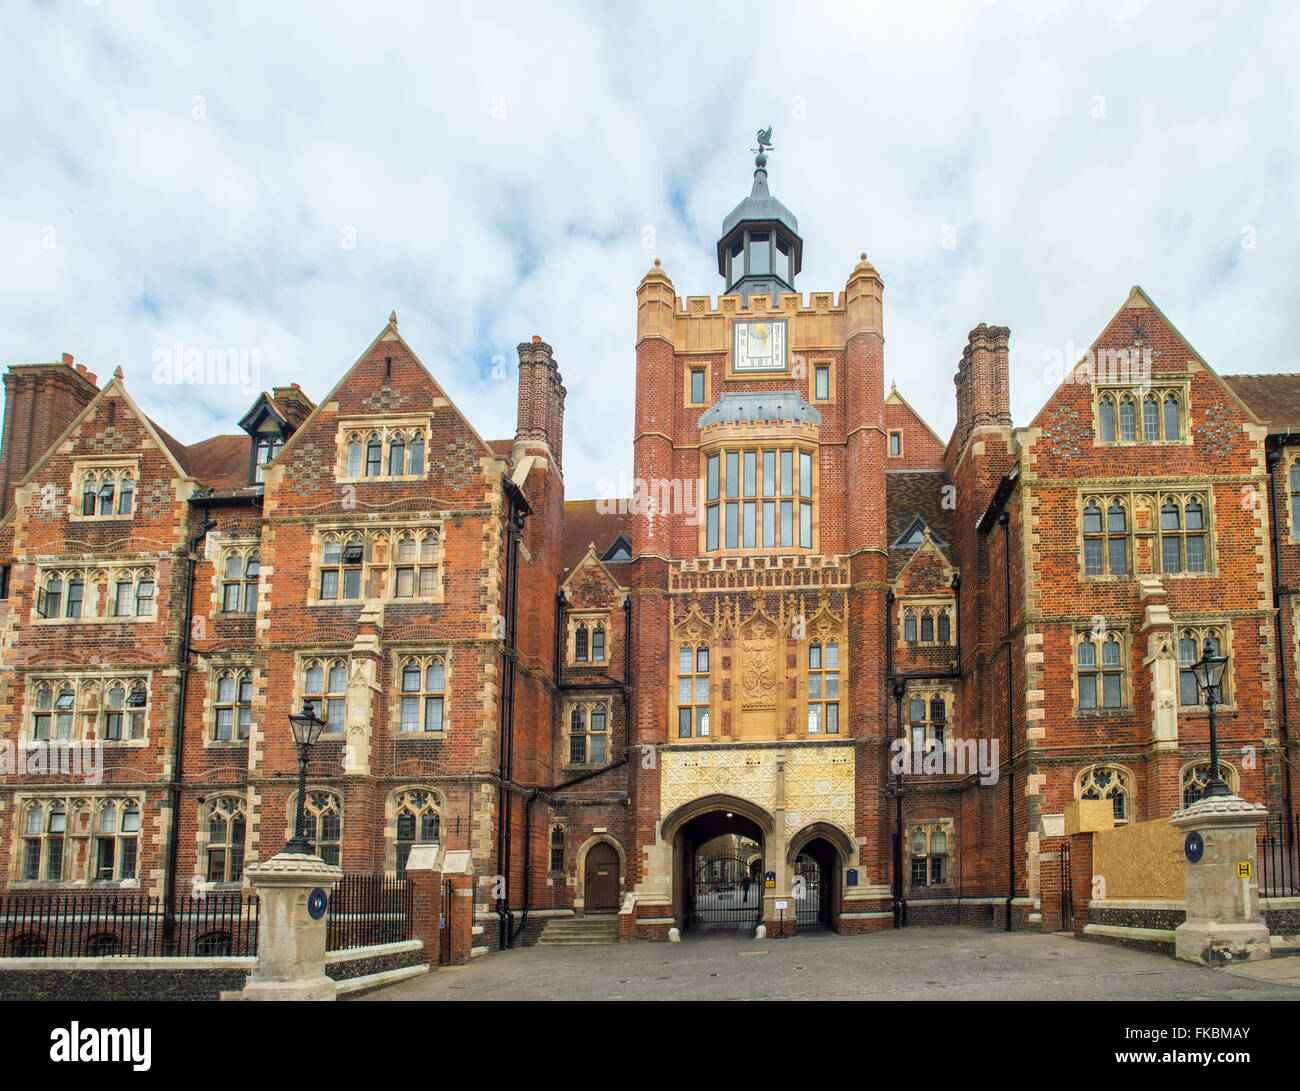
[953,324,1011,453]
[0,355,100,517]
[514,337,566,467]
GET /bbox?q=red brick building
[1,153,1295,947]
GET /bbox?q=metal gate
[795,854,824,928]
[690,856,761,928]
[1060,840,1073,932]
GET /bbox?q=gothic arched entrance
[662,796,774,935]
[583,842,621,913]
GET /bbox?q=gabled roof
[886,471,955,579]
[271,312,496,472]
[892,515,947,549]
[12,367,196,501]
[1025,285,1265,434]
[560,542,630,595]
[185,434,253,492]
[1220,374,1300,434]
[563,499,634,574]
[884,382,947,450]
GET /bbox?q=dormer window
[254,435,284,483]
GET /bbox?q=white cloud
[1,0,1296,496]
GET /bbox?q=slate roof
[1220,374,1300,434]
[886,470,955,578]
[563,499,635,575]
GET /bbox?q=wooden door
[584,843,620,913]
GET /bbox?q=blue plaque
[308,887,328,919]
[1184,831,1204,864]
[846,868,858,887]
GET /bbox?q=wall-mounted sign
[1237,861,1252,879]
[846,868,859,887]
[764,871,776,889]
[307,887,328,920]
[1184,831,1204,864]
[774,900,788,911]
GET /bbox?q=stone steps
[537,917,619,946]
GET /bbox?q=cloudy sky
[2,0,1296,498]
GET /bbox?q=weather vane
[752,126,774,155]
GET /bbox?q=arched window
[112,573,134,617]
[346,437,363,478]
[574,623,589,663]
[1161,496,1207,574]
[39,573,62,619]
[206,796,246,883]
[1077,765,1132,823]
[1098,395,1116,443]
[903,609,917,644]
[1143,394,1159,442]
[398,656,446,733]
[1078,631,1124,710]
[591,623,606,662]
[222,550,259,612]
[909,824,952,886]
[1178,627,1230,706]
[31,683,53,741]
[937,610,951,645]
[365,434,383,477]
[568,703,609,764]
[300,791,341,866]
[549,825,565,873]
[1163,393,1181,441]
[569,706,587,763]
[908,692,950,754]
[409,433,425,475]
[117,474,134,515]
[303,658,348,732]
[213,669,253,741]
[134,572,154,617]
[920,611,934,643]
[1118,394,1136,441]
[807,639,840,734]
[393,789,441,878]
[82,475,97,516]
[98,477,115,515]
[388,435,406,476]
[318,535,363,600]
[1181,761,1236,808]
[677,643,710,738]
[20,800,67,882]
[65,573,84,619]
[93,799,140,880]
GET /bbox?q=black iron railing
[0,892,258,958]
[1259,812,1299,898]
[325,875,409,952]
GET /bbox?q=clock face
[733,319,787,372]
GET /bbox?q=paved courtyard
[360,927,1300,1002]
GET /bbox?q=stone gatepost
[403,844,443,967]
[1169,795,1271,966]
[228,851,343,1001]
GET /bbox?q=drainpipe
[162,499,215,947]
[554,588,566,682]
[495,478,529,949]
[1266,447,1296,826]
[999,508,1014,931]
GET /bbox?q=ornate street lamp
[285,698,327,853]
[1190,638,1232,799]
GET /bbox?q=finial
[113,365,124,380]
[389,310,397,326]
[861,252,867,261]
[654,258,661,267]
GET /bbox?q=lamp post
[1190,638,1232,799]
[285,698,327,854]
